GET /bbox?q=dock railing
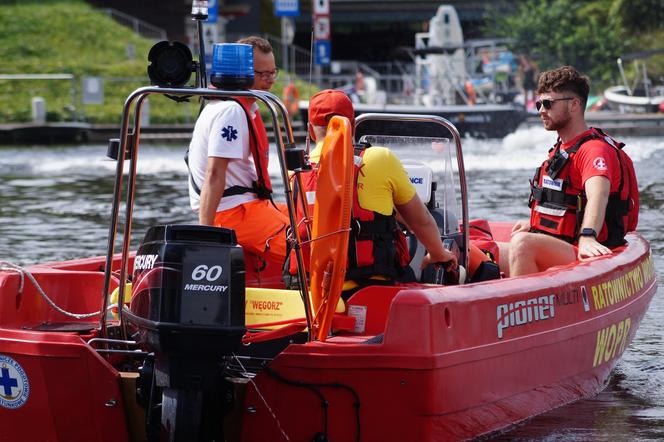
[0,74,78,120]
[99,8,167,41]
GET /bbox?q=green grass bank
[0,0,312,125]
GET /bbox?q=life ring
[283,82,300,116]
[464,80,477,106]
[309,115,354,341]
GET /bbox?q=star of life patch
[0,354,30,409]
[221,125,238,142]
[542,174,564,191]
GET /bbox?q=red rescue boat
[0,40,656,442]
[0,229,655,441]
[242,230,656,441]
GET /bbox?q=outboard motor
[125,224,245,441]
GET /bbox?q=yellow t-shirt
[310,142,416,214]
[310,142,416,290]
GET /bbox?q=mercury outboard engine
[125,224,245,441]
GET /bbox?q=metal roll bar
[99,86,313,342]
[354,113,469,272]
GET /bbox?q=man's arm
[578,175,612,258]
[396,194,457,269]
[199,157,230,226]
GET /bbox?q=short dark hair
[537,66,590,110]
[236,36,273,54]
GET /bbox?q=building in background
[86,0,513,61]
[86,0,263,44]
[293,0,495,62]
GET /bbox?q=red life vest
[529,127,638,247]
[467,219,502,283]
[293,167,317,239]
[345,149,411,282]
[289,146,410,281]
[224,97,272,199]
[468,218,500,263]
[286,165,317,277]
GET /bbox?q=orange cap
[308,89,355,130]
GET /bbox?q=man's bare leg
[509,232,576,276]
[497,241,511,277]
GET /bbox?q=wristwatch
[579,228,598,239]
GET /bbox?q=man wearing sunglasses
[188,36,290,269]
[500,66,639,277]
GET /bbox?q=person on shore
[297,89,457,291]
[187,36,289,266]
[499,66,639,277]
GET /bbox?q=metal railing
[100,8,167,41]
[0,74,78,120]
[264,33,413,103]
[99,87,313,342]
[265,34,312,80]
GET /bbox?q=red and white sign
[314,15,330,40]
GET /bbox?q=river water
[0,126,662,440]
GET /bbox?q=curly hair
[536,66,590,109]
[236,36,273,54]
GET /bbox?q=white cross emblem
[593,157,607,171]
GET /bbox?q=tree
[609,0,664,35]
[485,0,625,87]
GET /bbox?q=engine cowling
[126,224,246,356]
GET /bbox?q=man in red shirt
[501,66,638,276]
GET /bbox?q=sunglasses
[254,68,279,79]
[535,97,575,111]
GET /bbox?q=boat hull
[0,258,130,440]
[240,231,657,441]
[604,85,664,113]
[0,232,656,441]
[299,101,528,139]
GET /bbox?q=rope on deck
[0,261,112,319]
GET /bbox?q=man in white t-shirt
[188,36,289,266]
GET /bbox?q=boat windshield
[358,134,461,235]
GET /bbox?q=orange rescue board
[309,116,354,341]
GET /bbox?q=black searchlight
[147,41,194,88]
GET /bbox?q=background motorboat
[603,51,664,113]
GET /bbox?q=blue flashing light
[210,43,254,89]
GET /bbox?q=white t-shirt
[188,100,261,212]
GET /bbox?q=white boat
[300,5,527,138]
[603,53,664,113]
[604,85,664,113]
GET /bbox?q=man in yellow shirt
[306,89,457,287]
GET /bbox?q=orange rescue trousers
[214,199,289,266]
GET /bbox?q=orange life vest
[529,127,638,247]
